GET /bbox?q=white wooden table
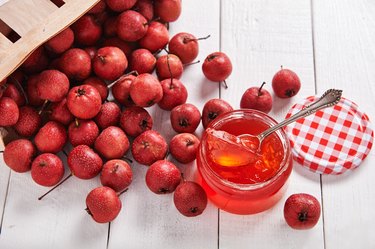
[1,0,375,248]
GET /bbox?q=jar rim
[200,109,292,191]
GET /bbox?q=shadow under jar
[197,109,293,215]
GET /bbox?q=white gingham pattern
[284,97,373,175]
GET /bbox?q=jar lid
[284,96,373,175]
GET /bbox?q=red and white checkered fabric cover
[285,96,373,175]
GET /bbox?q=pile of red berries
[0,0,239,223]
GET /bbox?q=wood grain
[218,0,324,248]
[313,0,375,248]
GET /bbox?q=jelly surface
[206,128,259,167]
[205,118,285,184]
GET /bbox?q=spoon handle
[258,89,343,140]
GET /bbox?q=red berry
[284,193,321,230]
[173,181,207,217]
[68,119,99,147]
[94,126,130,160]
[202,52,232,84]
[0,97,20,126]
[131,130,168,165]
[67,85,102,119]
[14,106,41,137]
[3,139,36,173]
[34,121,67,153]
[31,153,65,187]
[86,186,122,223]
[145,160,181,194]
[100,159,133,192]
[272,68,301,98]
[120,106,153,137]
[169,133,200,163]
[68,145,103,179]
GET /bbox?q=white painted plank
[313,0,375,248]
[0,151,108,249]
[219,1,324,248]
[107,0,221,248]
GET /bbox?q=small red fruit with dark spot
[131,130,168,165]
[240,82,273,113]
[145,160,181,194]
[120,106,153,137]
[202,99,233,129]
[31,153,65,187]
[272,67,301,98]
[100,159,133,192]
[202,52,232,88]
[170,103,201,133]
[129,73,163,107]
[67,84,102,119]
[283,193,321,230]
[173,181,208,217]
[169,133,200,163]
[86,186,122,223]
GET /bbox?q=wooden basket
[0,0,100,82]
[0,0,100,149]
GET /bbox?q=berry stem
[38,99,49,115]
[258,82,266,96]
[38,173,73,200]
[183,34,211,43]
[164,150,170,160]
[0,151,3,153]
[183,60,200,67]
[62,150,69,157]
[107,71,139,89]
[222,80,228,89]
[75,118,80,127]
[118,188,129,197]
[10,76,29,105]
[153,49,163,56]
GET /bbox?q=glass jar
[197,109,293,215]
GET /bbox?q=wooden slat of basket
[0,0,100,82]
[0,0,57,36]
[0,33,11,48]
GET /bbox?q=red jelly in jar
[197,109,293,214]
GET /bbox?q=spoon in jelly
[238,89,343,151]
